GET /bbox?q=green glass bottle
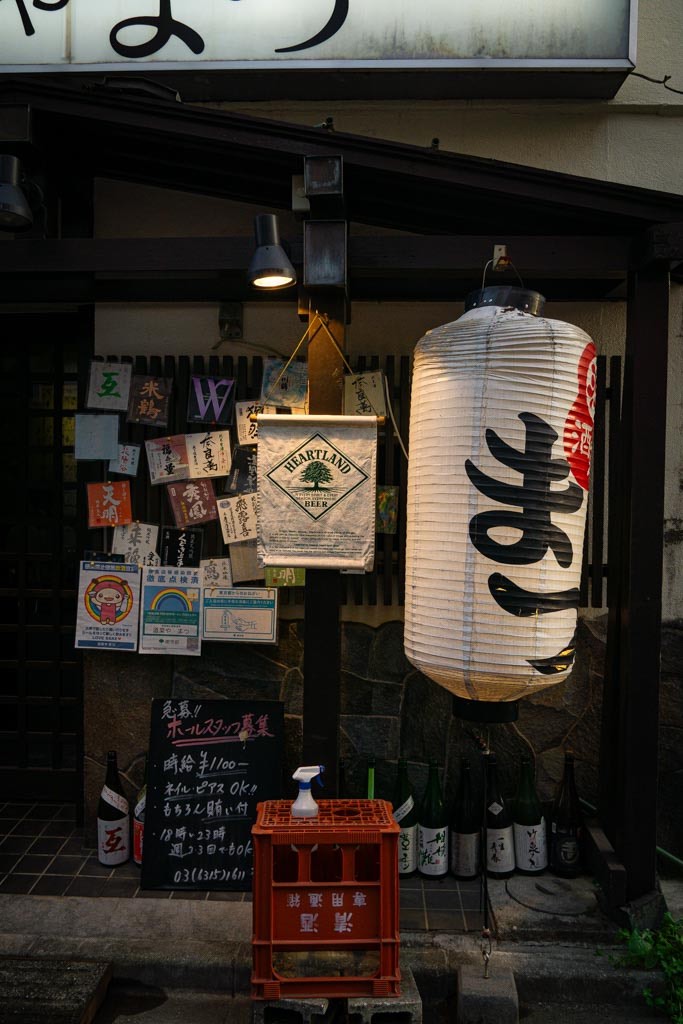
[513,756,547,874]
[392,759,418,877]
[549,752,583,877]
[418,761,448,877]
[450,757,481,879]
[485,753,515,878]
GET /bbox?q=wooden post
[604,262,670,907]
[301,158,347,794]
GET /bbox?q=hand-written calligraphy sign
[141,698,284,891]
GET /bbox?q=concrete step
[0,956,112,1024]
[92,983,251,1023]
[518,1002,663,1024]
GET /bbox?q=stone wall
[83,616,682,860]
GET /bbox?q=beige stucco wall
[93,0,683,621]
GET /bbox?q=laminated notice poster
[217,493,259,545]
[109,443,141,478]
[75,561,141,651]
[87,481,133,529]
[257,415,377,571]
[343,371,387,418]
[112,522,159,565]
[145,436,189,485]
[186,430,231,479]
[86,361,132,412]
[202,588,277,643]
[167,479,218,528]
[139,565,203,656]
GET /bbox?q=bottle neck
[518,760,535,798]
[105,754,119,788]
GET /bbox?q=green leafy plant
[612,913,683,1024]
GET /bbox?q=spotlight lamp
[0,155,33,231]
[247,214,297,290]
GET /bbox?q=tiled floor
[0,802,488,930]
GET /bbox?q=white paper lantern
[404,289,597,710]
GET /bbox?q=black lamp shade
[0,156,32,231]
[247,214,296,289]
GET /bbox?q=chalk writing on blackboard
[142,698,283,890]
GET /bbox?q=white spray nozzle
[291,765,325,817]
[292,765,324,786]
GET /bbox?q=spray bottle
[291,765,325,817]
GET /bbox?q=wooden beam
[0,234,629,276]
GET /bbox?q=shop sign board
[0,1,636,76]
[141,698,283,891]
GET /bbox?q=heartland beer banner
[257,415,377,571]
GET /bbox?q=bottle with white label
[450,757,481,879]
[392,759,418,877]
[418,761,448,877]
[513,756,547,874]
[97,750,130,866]
[133,754,147,867]
[485,753,515,878]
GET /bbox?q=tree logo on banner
[267,431,368,521]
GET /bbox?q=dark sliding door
[0,310,92,806]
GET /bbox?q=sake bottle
[550,751,583,877]
[485,753,515,878]
[133,754,148,867]
[97,750,130,866]
[513,756,547,874]
[418,761,448,877]
[450,757,481,879]
[392,759,418,877]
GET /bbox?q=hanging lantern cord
[481,258,525,292]
[316,313,409,460]
[255,316,324,414]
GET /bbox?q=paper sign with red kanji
[87,481,133,529]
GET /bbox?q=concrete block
[252,994,330,1024]
[347,965,422,1024]
[456,963,518,1024]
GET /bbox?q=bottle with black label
[550,751,583,877]
[133,754,148,867]
[485,753,515,878]
[97,750,130,866]
[513,755,547,874]
[418,761,448,877]
[450,757,481,879]
[392,759,418,877]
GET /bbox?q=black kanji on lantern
[465,411,584,616]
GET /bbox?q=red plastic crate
[251,799,401,1000]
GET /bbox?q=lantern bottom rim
[451,695,520,724]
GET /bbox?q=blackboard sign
[141,698,284,891]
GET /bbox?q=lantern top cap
[465,285,545,316]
